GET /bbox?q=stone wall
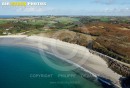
[89,49,130,77]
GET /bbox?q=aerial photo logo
[1,1,47,6]
[0,0,130,88]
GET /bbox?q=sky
[0,0,130,16]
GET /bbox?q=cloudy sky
[0,0,130,16]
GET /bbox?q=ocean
[0,45,103,88]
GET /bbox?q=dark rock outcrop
[89,50,130,77]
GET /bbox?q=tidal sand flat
[0,36,121,88]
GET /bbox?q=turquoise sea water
[0,45,103,88]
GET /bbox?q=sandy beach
[0,35,122,87]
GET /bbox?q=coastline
[0,35,122,88]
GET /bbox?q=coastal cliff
[89,50,130,77]
[51,30,130,77]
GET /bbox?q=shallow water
[0,45,103,88]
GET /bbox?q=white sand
[27,36,122,87]
[0,35,122,87]
[0,35,27,38]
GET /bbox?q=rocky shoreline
[89,49,130,77]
